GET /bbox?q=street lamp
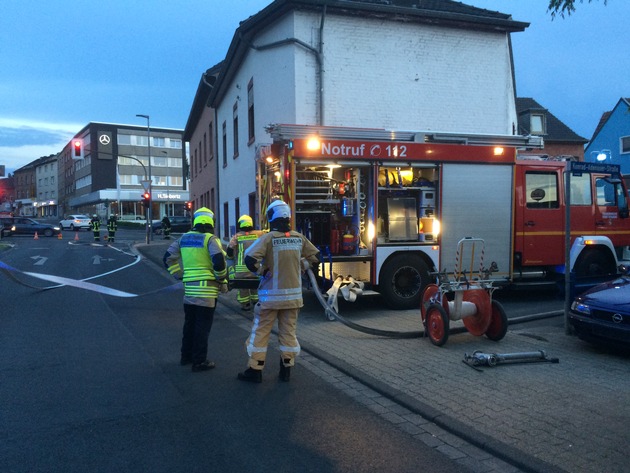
[136,114,152,244]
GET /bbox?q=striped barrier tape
[0,259,182,298]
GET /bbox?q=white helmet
[267,199,291,222]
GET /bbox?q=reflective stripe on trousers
[245,306,300,369]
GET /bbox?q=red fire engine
[257,124,630,309]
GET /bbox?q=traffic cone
[74,232,79,241]
[34,232,39,240]
[58,232,62,240]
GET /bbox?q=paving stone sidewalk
[138,239,630,473]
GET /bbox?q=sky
[1,0,627,175]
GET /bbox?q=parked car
[0,216,12,237]
[5,217,62,237]
[59,214,92,231]
[569,268,630,347]
[152,216,192,235]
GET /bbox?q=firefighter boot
[237,368,262,383]
[279,358,291,382]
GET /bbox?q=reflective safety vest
[180,232,226,299]
[229,230,263,278]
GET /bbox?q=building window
[222,121,227,168]
[621,136,630,154]
[223,201,229,240]
[209,123,215,160]
[530,114,545,135]
[247,79,255,144]
[203,132,207,166]
[152,137,165,147]
[233,102,239,158]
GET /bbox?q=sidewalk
[136,238,630,473]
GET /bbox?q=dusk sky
[1,0,627,174]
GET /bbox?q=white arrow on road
[30,256,48,266]
[92,255,115,264]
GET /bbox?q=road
[0,232,486,473]
[2,229,628,473]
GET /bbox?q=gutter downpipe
[241,5,327,125]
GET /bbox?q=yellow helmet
[238,214,253,229]
[193,207,214,227]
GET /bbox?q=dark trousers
[181,303,216,364]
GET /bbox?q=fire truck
[256,124,630,309]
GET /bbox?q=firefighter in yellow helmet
[237,200,319,383]
[226,214,264,310]
[163,207,227,372]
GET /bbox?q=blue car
[569,269,630,347]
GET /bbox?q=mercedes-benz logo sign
[99,134,111,145]
[612,313,623,323]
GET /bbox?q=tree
[548,0,607,18]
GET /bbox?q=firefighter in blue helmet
[226,215,264,310]
[163,207,227,372]
[237,200,319,383]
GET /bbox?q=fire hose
[305,266,424,339]
[463,350,559,371]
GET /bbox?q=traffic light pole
[136,114,152,244]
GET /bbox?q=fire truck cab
[258,125,630,309]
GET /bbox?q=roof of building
[208,0,529,107]
[516,97,587,144]
[588,97,630,142]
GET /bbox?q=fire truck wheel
[485,300,508,341]
[425,303,449,346]
[380,254,431,310]
[574,248,617,279]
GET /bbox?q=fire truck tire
[380,254,431,310]
[573,248,616,279]
[485,300,508,341]
[425,303,449,346]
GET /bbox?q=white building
[194,0,528,239]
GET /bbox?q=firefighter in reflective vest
[163,207,227,372]
[237,200,319,383]
[90,214,100,241]
[226,215,264,310]
[107,214,117,243]
[161,215,171,239]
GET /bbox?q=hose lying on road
[306,267,424,339]
[305,268,563,339]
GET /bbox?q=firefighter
[237,200,319,383]
[90,214,100,241]
[161,215,171,239]
[163,207,227,372]
[226,214,264,310]
[107,214,117,243]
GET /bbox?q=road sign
[570,161,620,175]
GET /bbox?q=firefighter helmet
[238,214,253,229]
[266,200,291,222]
[193,207,214,227]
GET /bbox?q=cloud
[0,117,83,173]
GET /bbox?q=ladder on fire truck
[266,124,544,148]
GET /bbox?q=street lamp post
[136,114,152,244]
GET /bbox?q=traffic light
[185,201,192,211]
[142,192,150,208]
[72,139,83,159]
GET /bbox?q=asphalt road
[0,234,474,473]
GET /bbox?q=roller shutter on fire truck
[440,164,513,282]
